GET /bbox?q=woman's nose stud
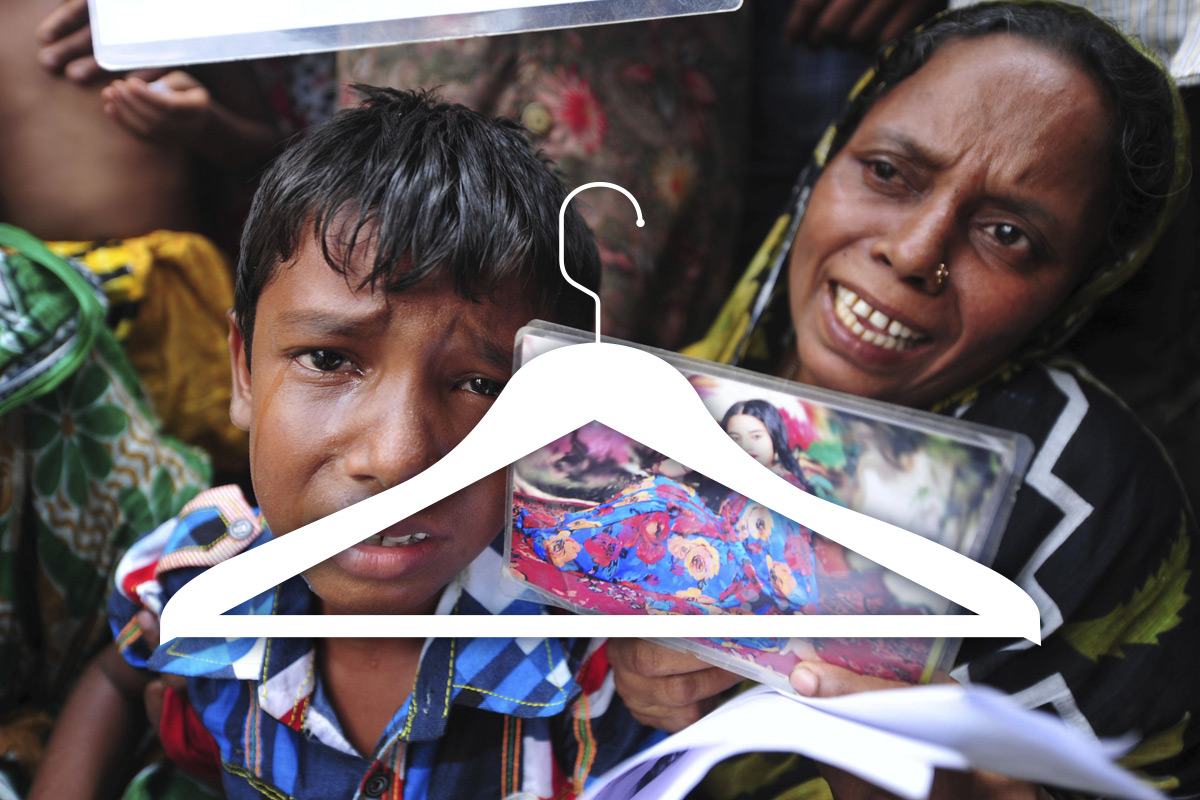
[933,262,949,291]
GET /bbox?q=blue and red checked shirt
[109,486,656,800]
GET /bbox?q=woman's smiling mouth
[830,283,929,352]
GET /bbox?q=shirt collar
[152,517,583,754]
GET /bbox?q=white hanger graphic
[160,183,1040,644]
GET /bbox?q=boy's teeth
[833,285,926,351]
[364,532,431,547]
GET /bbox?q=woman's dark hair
[721,399,811,490]
[829,1,1179,267]
[235,86,600,364]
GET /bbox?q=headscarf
[684,0,1191,413]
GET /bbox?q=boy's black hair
[235,86,600,363]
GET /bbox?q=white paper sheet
[582,686,1164,800]
[802,684,1146,796]
[584,689,965,800]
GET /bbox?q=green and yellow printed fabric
[0,224,210,795]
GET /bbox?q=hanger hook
[559,182,645,344]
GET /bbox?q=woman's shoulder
[960,357,1190,639]
[961,359,1188,516]
[954,362,1200,790]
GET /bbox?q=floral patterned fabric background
[515,473,819,615]
[338,12,751,350]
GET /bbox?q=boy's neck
[318,635,425,758]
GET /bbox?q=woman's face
[789,34,1114,407]
[726,413,776,465]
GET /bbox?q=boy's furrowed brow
[276,308,514,370]
[274,308,387,337]
[470,329,517,374]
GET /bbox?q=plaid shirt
[110,486,654,800]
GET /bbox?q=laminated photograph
[504,322,1033,691]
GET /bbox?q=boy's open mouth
[334,527,442,582]
[361,532,431,547]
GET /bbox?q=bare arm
[35,0,282,172]
[102,67,282,174]
[28,643,153,800]
[610,641,1051,799]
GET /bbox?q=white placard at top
[90,0,742,69]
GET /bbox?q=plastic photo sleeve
[503,322,1032,692]
[90,0,741,69]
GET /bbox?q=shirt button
[363,771,389,798]
[228,518,255,540]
